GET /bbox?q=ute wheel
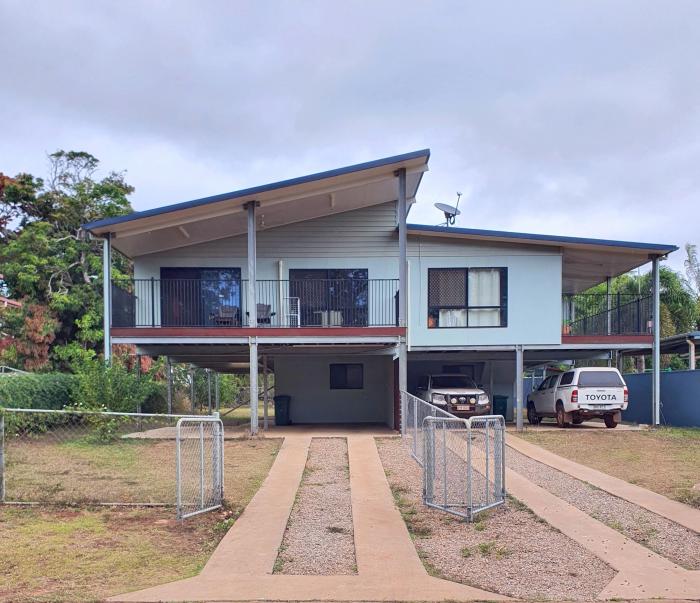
[572,417,584,425]
[604,415,618,429]
[555,402,570,428]
[527,403,541,425]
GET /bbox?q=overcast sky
[1,0,698,272]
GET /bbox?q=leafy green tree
[0,151,133,367]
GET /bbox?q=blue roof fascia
[83,149,431,231]
[406,223,678,253]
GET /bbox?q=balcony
[112,278,399,329]
[562,293,652,337]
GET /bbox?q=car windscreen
[431,375,477,389]
[577,371,624,387]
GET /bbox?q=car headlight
[458,396,467,403]
[431,393,447,405]
[477,394,490,405]
[450,397,458,404]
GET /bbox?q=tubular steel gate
[176,416,224,520]
[401,391,506,520]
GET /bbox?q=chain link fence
[176,417,224,520]
[402,390,454,465]
[0,408,215,511]
[401,392,506,521]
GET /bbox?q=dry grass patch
[0,439,281,603]
[377,437,615,601]
[517,427,700,508]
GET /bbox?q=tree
[0,151,133,367]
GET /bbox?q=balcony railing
[562,293,652,336]
[112,278,399,329]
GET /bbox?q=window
[577,371,624,387]
[537,377,552,391]
[428,268,507,328]
[431,375,478,389]
[330,363,364,389]
[559,372,575,386]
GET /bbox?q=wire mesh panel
[401,391,454,465]
[0,408,189,505]
[422,415,505,520]
[176,417,224,520]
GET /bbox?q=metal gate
[176,416,224,520]
[422,415,505,520]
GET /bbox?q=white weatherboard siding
[273,355,394,426]
[407,236,563,347]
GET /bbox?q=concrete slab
[109,432,505,602]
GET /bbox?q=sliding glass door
[160,268,241,326]
[289,269,368,327]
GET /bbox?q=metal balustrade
[112,278,399,328]
[562,293,652,336]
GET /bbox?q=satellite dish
[434,192,463,226]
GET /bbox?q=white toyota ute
[527,367,628,428]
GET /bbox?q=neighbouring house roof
[660,331,700,355]
[83,149,430,257]
[407,224,678,293]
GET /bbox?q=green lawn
[0,438,281,602]
[517,427,700,508]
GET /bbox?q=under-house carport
[136,342,398,429]
[407,346,643,423]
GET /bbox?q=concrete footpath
[109,434,506,602]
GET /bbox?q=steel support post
[606,276,612,336]
[515,345,524,432]
[249,340,259,435]
[166,358,173,415]
[245,201,259,327]
[207,369,212,413]
[397,167,408,434]
[689,340,696,370]
[652,256,661,425]
[102,234,112,363]
[215,372,220,410]
[262,354,269,430]
[190,367,196,414]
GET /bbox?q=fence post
[199,422,205,508]
[423,420,435,505]
[176,419,182,520]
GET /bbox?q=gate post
[0,413,5,503]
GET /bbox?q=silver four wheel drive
[416,373,492,418]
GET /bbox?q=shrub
[0,373,76,410]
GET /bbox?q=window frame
[329,363,364,390]
[427,267,508,329]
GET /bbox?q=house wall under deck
[273,354,395,426]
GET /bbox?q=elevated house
[83,150,676,431]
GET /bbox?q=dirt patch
[376,437,615,601]
[517,427,700,508]
[0,439,281,602]
[276,437,356,575]
[507,445,700,569]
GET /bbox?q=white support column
[215,372,220,411]
[245,201,259,328]
[652,255,661,426]
[515,345,524,432]
[606,276,612,336]
[688,340,696,370]
[166,358,173,415]
[397,168,408,434]
[249,338,259,435]
[102,234,112,363]
[262,354,269,430]
[207,369,212,413]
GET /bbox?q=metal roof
[406,223,678,253]
[84,149,430,231]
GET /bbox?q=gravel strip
[507,446,700,570]
[377,437,614,601]
[275,437,356,575]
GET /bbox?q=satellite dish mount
[434,192,462,226]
